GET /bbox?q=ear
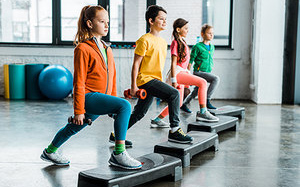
[149,18,154,26]
[86,20,93,29]
[176,28,181,33]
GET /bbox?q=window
[0,0,232,47]
[109,0,146,42]
[157,0,232,46]
[61,0,97,41]
[0,0,52,43]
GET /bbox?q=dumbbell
[124,89,147,99]
[68,116,92,125]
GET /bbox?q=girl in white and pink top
[151,18,218,127]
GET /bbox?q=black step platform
[209,105,245,119]
[154,131,218,167]
[187,115,239,133]
[78,153,182,187]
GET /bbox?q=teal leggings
[51,92,131,148]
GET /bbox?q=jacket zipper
[93,37,109,94]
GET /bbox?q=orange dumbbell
[124,89,147,99]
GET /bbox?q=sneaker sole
[196,117,219,123]
[108,160,142,170]
[40,154,70,166]
[150,124,169,128]
[109,140,133,148]
[168,138,193,144]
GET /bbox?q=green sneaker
[168,128,193,144]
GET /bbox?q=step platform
[154,131,218,167]
[209,105,245,119]
[78,153,182,187]
[187,115,239,133]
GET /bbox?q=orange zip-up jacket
[73,38,117,115]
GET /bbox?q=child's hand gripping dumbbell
[124,89,147,99]
[68,116,92,125]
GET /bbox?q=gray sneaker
[40,149,70,166]
[109,150,142,170]
[150,119,169,128]
[196,111,219,122]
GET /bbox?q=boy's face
[201,28,214,41]
[150,11,167,31]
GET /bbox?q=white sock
[170,126,180,133]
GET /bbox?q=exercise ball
[38,65,73,100]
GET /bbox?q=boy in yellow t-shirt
[110,5,193,144]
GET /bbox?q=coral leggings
[160,71,207,118]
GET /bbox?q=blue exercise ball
[38,65,73,100]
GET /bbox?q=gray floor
[0,97,300,187]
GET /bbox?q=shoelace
[177,128,186,137]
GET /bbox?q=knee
[214,75,220,83]
[197,78,207,87]
[170,88,180,100]
[119,99,131,112]
[63,124,81,136]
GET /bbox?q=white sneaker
[109,150,142,170]
[40,149,70,166]
[196,111,219,122]
[150,119,169,128]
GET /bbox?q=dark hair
[172,18,189,64]
[201,24,213,35]
[145,5,167,28]
[74,5,105,45]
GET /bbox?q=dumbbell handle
[68,116,92,125]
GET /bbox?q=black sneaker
[109,132,133,147]
[207,99,217,109]
[168,128,193,144]
[180,104,192,113]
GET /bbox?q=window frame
[0,0,233,49]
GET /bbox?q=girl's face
[201,28,214,41]
[151,11,167,31]
[177,23,189,38]
[89,10,109,37]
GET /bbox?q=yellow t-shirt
[134,33,167,86]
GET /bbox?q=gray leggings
[183,71,220,104]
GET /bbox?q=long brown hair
[74,5,105,45]
[172,18,188,63]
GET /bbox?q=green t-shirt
[100,48,107,64]
[189,42,215,73]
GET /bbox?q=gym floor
[0,98,299,187]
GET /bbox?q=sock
[46,143,58,154]
[200,107,207,114]
[170,126,180,133]
[114,143,125,155]
[153,117,162,122]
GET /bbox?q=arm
[112,60,117,97]
[187,63,192,71]
[73,46,88,125]
[130,54,143,96]
[170,55,178,88]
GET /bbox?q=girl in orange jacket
[40,5,142,170]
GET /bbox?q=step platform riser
[188,115,239,133]
[78,153,182,187]
[209,105,245,119]
[154,131,218,167]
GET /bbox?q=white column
[251,0,285,104]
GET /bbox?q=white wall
[0,0,270,101]
[251,0,285,104]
